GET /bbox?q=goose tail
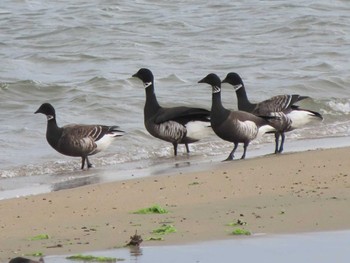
[109,126,125,137]
[185,120,213,141]
[288,109,323,129]
[257,124,276,138]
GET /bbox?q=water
[1,1,350,181]
[39,230,350,262]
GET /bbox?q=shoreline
[2,135,350,200]
[1,145,350,261]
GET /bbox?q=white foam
[328,100,350,114]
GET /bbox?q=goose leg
[172,142,178,156]
[185,143,190,154]
[278,133,285,153]
[241,142,249,159]
[274,133,280,154]
[86,157,93,168]
[81,156,92,169]
[225,143,238,161]
[81,157,86,169]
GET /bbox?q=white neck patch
[233,84,243,91]
[213,86,221,93]
[47,115,54,121]
[144,82,152,88]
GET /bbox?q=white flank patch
[288,110,321,129]
[237,120,258,139]
[185,121,212,140]
[94,134,117,153]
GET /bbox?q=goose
[222,72,323,153]
[132,68,211,156]
[198,73,276,160]
[35,103,124,169]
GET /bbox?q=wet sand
[1,147,350,261]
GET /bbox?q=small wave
[0,160,76,178]
[15,26,90,41]
[302,62,334,72]
[161,73,188,84]
[319,99,350,116]
[0,82,9,90]
[327,100,350,114]
[85,76,109,84]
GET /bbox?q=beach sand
[1,147,350,261]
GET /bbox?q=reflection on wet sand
[52,176,100,192]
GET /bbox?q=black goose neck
[235,85,255,111]
[144,84,161,117]
[46,118,63,147]
[212,90,223,111]
[211,89,229,123]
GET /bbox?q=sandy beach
[1,146,350,262]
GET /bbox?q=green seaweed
[231,228,251,236]
[152,224,177,235]
[29,234,50,241]
[66,254,123,262]
[132,204,169,214]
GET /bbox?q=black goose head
[222,72,244,91]
[132,68,154,88]
[198,73,221,93]
[35,103,56,120]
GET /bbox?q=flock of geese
[35,68,323,169]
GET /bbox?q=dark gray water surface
[42,230,350,263]
[1,0,350,186]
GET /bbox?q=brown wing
[56,124,108,156]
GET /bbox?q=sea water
[1,0,350,187]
